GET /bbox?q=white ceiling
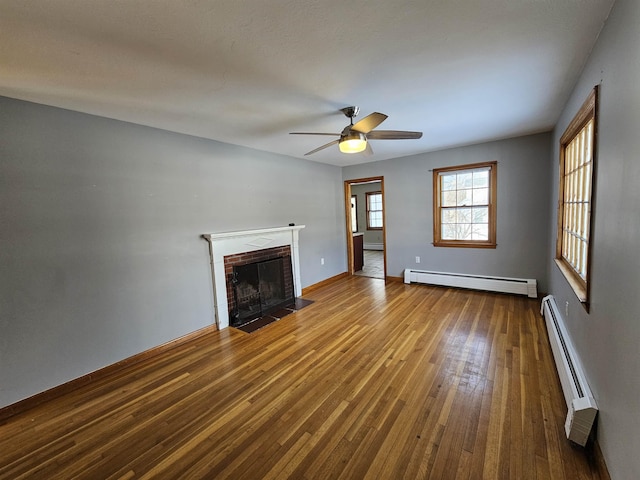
[0,0,614,167]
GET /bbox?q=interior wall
[350,182,383,247]
[0,97,346,408]
[547,0,640,477]
[343,133,552,289]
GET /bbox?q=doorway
[344,177,387,280]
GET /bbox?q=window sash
[366,192,383,230]
[350,195,358,233]
[561,119,593,280]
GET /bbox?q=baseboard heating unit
[540,295,598,446]
[403,269,537,298]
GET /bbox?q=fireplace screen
[231,256,294,326]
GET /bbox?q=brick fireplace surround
[202,225,305,329]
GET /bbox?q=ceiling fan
[290,106,423,156]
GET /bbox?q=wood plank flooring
[0,276,603,479]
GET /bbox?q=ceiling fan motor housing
[340,106,359,120]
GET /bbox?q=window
[556,86,598,305]
[433,161,497,248]
[366,192,383,230]
[350,195,358,233]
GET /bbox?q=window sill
[554,258,588,304]
[433,241,496,249]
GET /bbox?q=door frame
[344,176,387,280]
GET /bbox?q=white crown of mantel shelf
[202,225,305,329]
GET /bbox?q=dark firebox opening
[230,256,294,327]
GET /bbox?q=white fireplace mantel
[202,225,305,329]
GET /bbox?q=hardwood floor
[0,276,603,479]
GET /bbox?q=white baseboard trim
[403,268,537,298]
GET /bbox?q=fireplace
[234,258,292,322]
[224,247,295,327]
[202,225,305,329]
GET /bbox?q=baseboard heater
[403,269,537,298]
[540,295,598,446]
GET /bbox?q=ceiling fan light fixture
[339,132,367,153]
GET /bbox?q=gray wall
[0,97,346,408]
[343,133,552,290]
[350,182,384,246]
[548,0,640,477]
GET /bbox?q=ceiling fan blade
[351,112,388,134]
[290,132,340,136]
[366,130,423,140]
[305,139,339,156]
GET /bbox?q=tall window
[556,86,598,305]
[366,192,383,230]
[350,195,358,233]
[433,161,497,248]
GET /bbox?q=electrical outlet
[565,301,569,318]
[321,257,325,265]
[415,256,421,264]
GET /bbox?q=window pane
[472,188,488,205]
[472,224,489,240]
[456,224,472,240]
[457,189,472,206]
[442,174,456,191]
[442,224,457,240]
[442,191,457,207]
[442,208,457,224]
[456,208,471,224]
[472,207,488,224]
[473,171,489,188]
[584,162,592,203]
[457,173,473,189]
